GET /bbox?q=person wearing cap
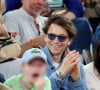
[4,48,51,90]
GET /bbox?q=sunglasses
[48,34,68,42]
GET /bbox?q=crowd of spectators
[0,0,100,90]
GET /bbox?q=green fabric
[5,74,51,90]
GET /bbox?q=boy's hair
[43,15,77,39]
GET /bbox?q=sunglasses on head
[48,34,68,42]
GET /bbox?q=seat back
[70,18,92,53]
[92,25,100,50]
[5,0,22,13]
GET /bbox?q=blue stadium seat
[70,18,93,53]
[5,0,22,13]
[0,73,5,83]
[92,24,100,50]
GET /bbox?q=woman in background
[85,41,100,90]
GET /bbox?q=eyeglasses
[48,34,68,42]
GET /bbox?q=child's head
[21,48,47,82]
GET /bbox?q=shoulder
[5,74,22,85]
[42,46,48,55]
[84,62,94,76]
[84,62,94,72]
[44,75,50,82]
[4,8,23,18]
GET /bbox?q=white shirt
[4,8,47,44]
[53,61,60,69]
[84,62,100,90]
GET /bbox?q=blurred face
[45,24,72,55]
[21,58,47,82]
[23,0,46,15]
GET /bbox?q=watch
[56,70,64,80]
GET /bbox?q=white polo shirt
[4,8,47,44]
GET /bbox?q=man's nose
[53,37,60,43]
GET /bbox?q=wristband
[56,70,64,80]
[30,39,36,48]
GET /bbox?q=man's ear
[44,34,48,42]
[68,39,73,46]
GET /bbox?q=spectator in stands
[2,0,93,56]
[84,41,100,90]
[5,48,51,90]
[42,0,93,54]
[3,0,48,56]
[4,0,47,44]
[42,15,87,90]
[0,73,5,83]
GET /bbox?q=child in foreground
[4,48,51,90]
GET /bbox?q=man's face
[21,58,47,82]
[45,24,72,55]
[23,0,46,15]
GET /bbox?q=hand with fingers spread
[58,50,80,77]
[34,77,45,90]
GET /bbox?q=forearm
[69,79,88,90]
[19,34,46,57]
[69,63,88,90]
[19,41,32,57]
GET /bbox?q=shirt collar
[20,8,41,22]
[42,46,66,65]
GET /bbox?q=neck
[22,5,39,30]
[21,76,34,90]
[22,5,37,19]
[52,54,63,63]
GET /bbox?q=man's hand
[34,77,45,90]
[20,34,46,57]
[32,34,46,48]
[58,50,80,76]
[0,25,18,38]
[69,63,80,82]
[0,25,9,37]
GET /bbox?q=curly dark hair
[43,15,77,39]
